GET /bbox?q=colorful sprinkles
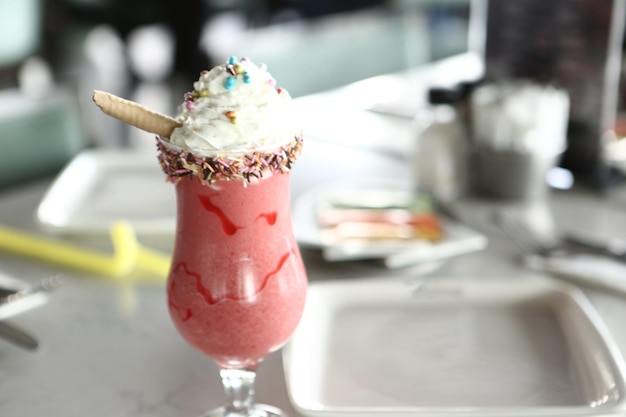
[157,135,303,186]
[225,76,236,90]
[224,56,251,90]
[224,111,237,124]
[179,57,290,126]
[167,57,301,185]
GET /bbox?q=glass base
[200,404,286,417]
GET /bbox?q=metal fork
[495,210,563,257]
[495,210,626,262]
[0,274,64,351]
[0,274,64,307]
[495,209,626,295]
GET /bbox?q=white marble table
[2,102,626,416]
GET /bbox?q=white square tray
[291,179,488,267]
[36,149,176,235]
[283,277,626,416]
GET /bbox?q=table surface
[2,86,626,416]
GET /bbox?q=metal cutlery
[495,210,562,257]
[0,274,64,308]
[562,233,626,262]
[495,210,626,295]
[0,321,38,351]
[0,274,64,351]
[495,210,626,261]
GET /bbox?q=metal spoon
[0,321,38,351]
[0,275,64,351]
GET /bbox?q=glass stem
[220,368,257,416]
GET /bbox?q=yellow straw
[135,245,171,279]
[0,221,170,281]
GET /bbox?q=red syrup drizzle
[173,250,294,305]
[167,281,193,321]
[198,194,243,235]
[256,212,277,225]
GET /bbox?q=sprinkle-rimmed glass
[161,138,307,417]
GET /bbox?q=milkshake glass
[157,57,307,417]
[93,56,306,416]
[166,160,306,368]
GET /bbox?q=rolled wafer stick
[92,90,182,138]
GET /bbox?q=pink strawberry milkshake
[158,56,306,369]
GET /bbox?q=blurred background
[2,0,626,192]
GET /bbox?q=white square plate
[291,179,487,267]
[36,149,176,235]
[283,277,626,416]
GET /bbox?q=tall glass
[161,139,307,417]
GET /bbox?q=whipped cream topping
[167,56,299,155]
